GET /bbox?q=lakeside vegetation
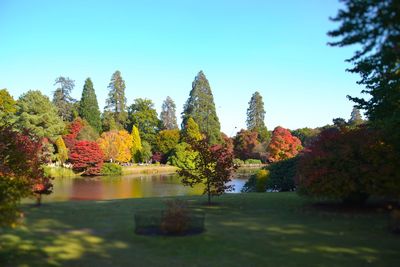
[1,193,399,267]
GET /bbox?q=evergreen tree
[181,117,202,142]
[160,96,178,130]
[128,98,160,147]
[16,90,65,140]
[349,106,363,125]
[105,70,127,128]
[53,76,76,121]
[131,125,142,162]
[246,91,270,143]
[79,78,102,132]
[182,71,221,144]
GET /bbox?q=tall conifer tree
[160,96,178,130]
[182,71,221,144]
[53,76,76,121]
[246,91,270,143]
[105,70,127,128]
[349,106,363,125]
[79,78,101,132]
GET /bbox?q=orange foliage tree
[97,130,133,163]
[267,126,302,162]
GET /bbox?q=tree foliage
[97,130,133,163]
[349,106,363,125]
[156,129,180,155]
[168,142,198,169]
[233,129,260,160]
[16,90,65,140]
[53,76,76,121]
[128,98,160,146]
[267,126,302,162]
[69,140,104,176]
[181,117,202,142]
[79,78,101,132]
[131,125,142,162]
[105,70,128,128]
[291,127,320,148]
[138,141,152,163]
[160,96,178,130]
[178,138,237,205]
[296,126,400,203]
[182,71,222,144]
[0,89,17,126]
[246,91,270,142]
[0,127,53,226]
[54,136,68,164]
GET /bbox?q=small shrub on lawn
[255,170,269,192]
[101,163,122,176]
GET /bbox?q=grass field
[1,193,399,267]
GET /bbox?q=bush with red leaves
[69,140,104,176]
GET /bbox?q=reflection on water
[44,173,251,201]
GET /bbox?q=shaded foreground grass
[1,193,399,267]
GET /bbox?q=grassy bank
[122,164,178,175]
[1,193,399,267]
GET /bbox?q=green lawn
[1,193,399,267]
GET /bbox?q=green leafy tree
[55,136,68,164]
[155,129,180,155]
[139,141,152,163]
[182,71,222,144]
[53,76,76,121]
[101,111,118,132]
[328,0,400,149]
[246,91,270,143]
[0,89,17,126]
[105,70,128,128]
[160,96,178,130]
[168,142,198,169]
[131,125,142,162]
[181,117,202,142]
[128,98,160,147]
[79,78,101,132]
[291,128,320,148]
[16,90,65,140]
[349,106,363,125]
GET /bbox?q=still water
[43,172,253,202]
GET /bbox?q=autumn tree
[328,0,400,150]
[16,90,65,140]
[267,126,302,162]
[246,91,270,143]
[97,130,133,163]
[128,98,160,147]
[131,125,142,162]
[296,126,400,204]
[178,138,237,205]
[105,70,128,128]
[69,140,104,176]
[79,78,101,132]
[63,117,85,151]
[53,76,76,121]
[160,96,178,130]
[54,136,68,164]
[156,129,180,155]
[0,126,53,225]
[233,129,259,160]
[0,89,17,126]
[182,71,222,144]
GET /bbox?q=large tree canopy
[16,90,65,140]
[328,0,400,145]
[0,89,17,126]
[79,78,101,132]
[182,71,221,145]
[53,76,76,121]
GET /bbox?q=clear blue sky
[0,0,364,135]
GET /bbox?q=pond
[43,172,255,202]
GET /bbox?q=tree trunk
[36,194,42,206]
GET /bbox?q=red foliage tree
[63,118,85,151]
[233,129,259,160]
[296,126,400,204]
[267,126,302,162]
[69,140,104,176]
[178,138,238,205]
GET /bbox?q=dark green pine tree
[182,71,221,145]
[348,106,363,125]
[53,76,76,122]
[105,70,128,129]
[160,96,178,130]
[79,78,102,132]
[246,91,270,143]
